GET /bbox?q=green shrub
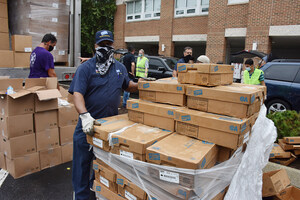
[267,110,300,139]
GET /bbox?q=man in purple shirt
[29,33,57,78]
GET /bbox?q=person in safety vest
[135,49,149,78]
[243,58,266,86]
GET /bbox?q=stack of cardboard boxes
[8,0,70,63]
[87,63,266,199]
[12,35,32,68]
[269,137,300,166]
[0,77,76,178]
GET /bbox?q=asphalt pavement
[0,162,73,200]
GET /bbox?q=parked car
[261,62,300,113]
[120,55,178,80]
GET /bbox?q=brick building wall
[114,0,300,61]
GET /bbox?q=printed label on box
[120,150,134,159]
[24,47,32,52]
[159,170,179,184]
[52,18,58,23]
[93,137,103,148]
[52,3,59,8]
[100,176,109,188]
[58,50,66,55]
[125,190,137,200]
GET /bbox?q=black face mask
[48,45,54,52]
[183,55,192,63]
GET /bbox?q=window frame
[227,0,249,6]
[126,0,161,22]
[174,0,209,18]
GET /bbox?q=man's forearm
[73,92,88,114]
[131,63,135,76]
[125,81,138,93]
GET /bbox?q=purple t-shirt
[28,47,54,78]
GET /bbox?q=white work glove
[79,112,97,136]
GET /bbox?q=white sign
[125,190,137,200]
[93,137,103,148]
[120,150,134,159]
[159,170,180,184]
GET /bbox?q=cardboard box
[58,104,78,127]
[59,125,75,145]
[230,83,267,101]
[0,50,14,67]
[284,137,300,144]
[11,35,33,52]
[274,186,300,200]
[262,169,290,197]
[34,110,58,132]
[93,160,118,193]
[14,52,31,68]
[294,149,300,156]
[86,135,111,152]
[0,3,8,19]
[270,154,297,166]
[93,114,135,141]
[94,180,125,200]
[25,77,61,112]
[175,108,254,149]
[0,113,34,139]
[0,152,6,170]
[138,78,187,106]
[146,133,218,170]
[111,123,172,155]
[269,143,291,159]
[127,99,182,131]
[177,63,234,73]
[0,0,7,4]
[278,139,300,151]
[116,173,147,200]
[110,146,146,161]
[0,79,34,116]
[61,142,73,163]
[36,128,59,151]
[6,152,40,179]
[0,18,8,33]
[187,96,260,119]
[39,146,62,170]
[178,71,233,86]
[2,133,36,159]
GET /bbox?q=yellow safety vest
[244,69,263,85]
[136,56,148,78]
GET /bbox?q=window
[228,0,249,5]
[126,0,161,22]
[264,65,300,82]
[175,0,209,17]
[149,58,164,70]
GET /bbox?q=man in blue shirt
[173,46,193,77]
[69,30,138,200]
[29,33,57,78]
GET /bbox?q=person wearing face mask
[28,33,57,78]
[173,46,193,77]
[135,49,149,78]
[68,30,139,200]
[243,58,266,86]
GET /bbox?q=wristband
[79,112,88,115]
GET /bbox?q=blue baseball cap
[95,30,114,44]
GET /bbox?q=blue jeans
[123,91,130,108]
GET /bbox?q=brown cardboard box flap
[269,143,291,159]
[112,124,172,154]
[262,169,291,197]
[146,133,218,169]
[127,99,182,119]
[0,78,24,91]
[177,63,234,73]
[274,186,300,200]
[8,89,32,99]
[25,77,58,89]
[138,78,186,94]
[36,89,62,101]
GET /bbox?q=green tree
[81,0,116,57]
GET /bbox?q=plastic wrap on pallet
[8,0,70,63]
[93,105,277,200]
